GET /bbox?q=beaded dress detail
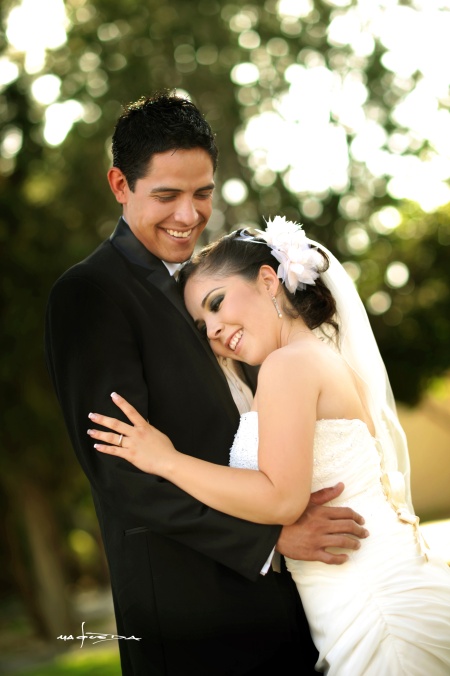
[229,412,450,676]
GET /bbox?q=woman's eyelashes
[197,322,207,336]
[194,293,225,335]
[209,294,224,313]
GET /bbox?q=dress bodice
[229,412,385,511]
[229,411,428,549]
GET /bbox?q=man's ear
[107,167,129,204]
[259,265,280,294]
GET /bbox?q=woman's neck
[280,318,316,348]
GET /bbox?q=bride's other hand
[87,392,177,475]
[276,482,369,565]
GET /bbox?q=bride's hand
[87,392,176,475]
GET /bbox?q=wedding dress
[229,411,450,675]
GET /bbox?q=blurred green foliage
[18,648,120,676]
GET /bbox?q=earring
[271,295,282,318]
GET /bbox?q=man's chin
[163,242,200,264]
[159,241,197,264]
[166,255,193,264]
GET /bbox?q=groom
[45,93,367,675]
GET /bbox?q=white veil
[236,222,416,521]
[308,240,414,514]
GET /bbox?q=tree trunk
[14,480,75,640]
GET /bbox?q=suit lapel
[145,267,192,322]
[146,266,230,377]
[110,218,229,380]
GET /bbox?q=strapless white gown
[229,412,450,675]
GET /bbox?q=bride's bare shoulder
[257,338,327,387]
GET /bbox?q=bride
[88,217,450,674]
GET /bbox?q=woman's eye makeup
[209,294,224,312]
[194,289,225,334]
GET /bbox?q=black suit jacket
[45,218,317,675]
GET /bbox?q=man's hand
[276,483,369,565]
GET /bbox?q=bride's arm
[90,351,318,525]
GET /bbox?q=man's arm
[276,483,369,565]
[45,272,279,581]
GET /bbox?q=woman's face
[184,267,281,365]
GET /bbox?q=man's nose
[174,198,198,226]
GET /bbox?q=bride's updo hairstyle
[179,229,338,335]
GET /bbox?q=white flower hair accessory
[254,215,323,293]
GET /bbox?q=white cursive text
[57,621,141,648]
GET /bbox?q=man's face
[108,148,215,263]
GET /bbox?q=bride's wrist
[158,447,179,479]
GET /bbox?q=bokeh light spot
[386,262,410,289]
[367,291,392,315]
[222,179,249,205]
[231,63,260,86]
[31,74,61,105]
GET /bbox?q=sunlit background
[1,0,450,672]
[4,0,450,209]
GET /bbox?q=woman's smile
[228,329,243,352]
[184,271,281,365]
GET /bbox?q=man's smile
[165,228,194,239]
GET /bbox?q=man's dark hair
[111,92,218,191]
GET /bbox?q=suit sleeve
[45,273,281,581]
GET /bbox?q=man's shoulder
[47,240,130,312]
[53,238,122,287]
